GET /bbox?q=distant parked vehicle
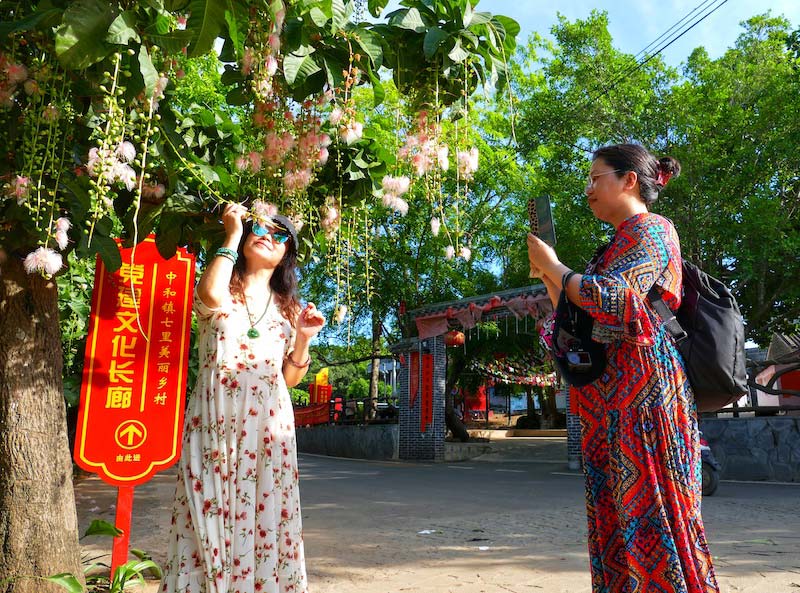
[700,433,720,496]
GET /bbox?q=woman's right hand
[221,202,248,244]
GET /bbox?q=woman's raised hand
[296,302,326,340]
[527,232,561,279]
[221,202,248,243]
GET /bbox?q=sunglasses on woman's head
[252,222,291,244]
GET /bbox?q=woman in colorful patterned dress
[527,144,719,593]
[162,201,325,593]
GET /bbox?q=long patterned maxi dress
[565,212,718,593]
[161,290,308,593]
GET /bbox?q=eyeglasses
[252,222,291,244]
[586,169,622,190]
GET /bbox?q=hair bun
[656,156,681,188]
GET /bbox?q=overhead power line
[530,0,730,153]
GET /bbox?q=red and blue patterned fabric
[570,212,719,592]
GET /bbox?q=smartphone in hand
[528,195,556,246]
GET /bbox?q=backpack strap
[647,286,688,343]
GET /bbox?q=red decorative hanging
[444,329,465,347]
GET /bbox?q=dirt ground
[76,442,800,593]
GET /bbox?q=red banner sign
[74,236,196,486]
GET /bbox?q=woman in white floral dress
[162,202,325,593]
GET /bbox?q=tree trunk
[366,312,381,421]
[0,257,82,592]
[541,385,558,429]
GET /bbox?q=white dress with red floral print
[161,290,307,593]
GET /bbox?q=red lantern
[444,329,465,347]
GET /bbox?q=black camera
[565,350,593,372]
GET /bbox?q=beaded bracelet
[215,247,238,264]
[285,355,311,368]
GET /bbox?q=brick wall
[565,387,582,470]
[392,336,446,461]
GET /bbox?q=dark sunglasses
[252,222,291,244]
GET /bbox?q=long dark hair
[229,220,301,326]
[593,143,681,205]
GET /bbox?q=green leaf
[309,7,329,27]
[224,8,243,60]
[195,164,220,185]
[186,0,227,57]
[367,0,388,18]
[423,27,449,59]
[365,61,385,107]
[84,518,123,538]
[354,28,383,65]
[45,573,83,593]
[220,65,244,85]
[138,45,159,99]
[153,13,171,35]
[330,0,347,31]
[106,11,140,45]
[0,7,62,38]
[164,193,204,214]
[448,38,470,63]
[389,8,426,33]
[92,233,123,272]
[130,550,163,578]
[147,30,193,53]
[467,11,493,27]
[283,53,322,86]
[225,86,250,105]
[54,0,118,69]
[322,55,346,89]
[156,214,183,259]
[462,1,473,29]
[490,16,520,53]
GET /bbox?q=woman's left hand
[296,302,325,339]
[527,233,561,278]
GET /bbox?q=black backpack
[648,260,748,412]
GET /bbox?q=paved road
[77,452,800,593]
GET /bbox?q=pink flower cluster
[6,175,30,204]
[340,119,363,145]
[23,246,62,277]
[381,175,411,216]
[0,53,28,108]
[141,181,166,201]
[444,244,472,261]
[327,104,364,144]
[150,75,169,110]
[250,200,278,222]
[457,147,479,180]
[398,111,449,177]
[239,104,331,196]
[87,141,140,192]
[319,199,340,238]
[241,3,285,100]
[53,217,71,250]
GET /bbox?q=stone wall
[296,424,398,460]
[700,416,800,482]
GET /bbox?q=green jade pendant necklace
[243,290,272,339]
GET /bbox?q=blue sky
[380,1,800,68]
[486,0,799,66]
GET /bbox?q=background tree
[662,15,800,343]
[511,11,800,346]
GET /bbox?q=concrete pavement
[77,441,800,593]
